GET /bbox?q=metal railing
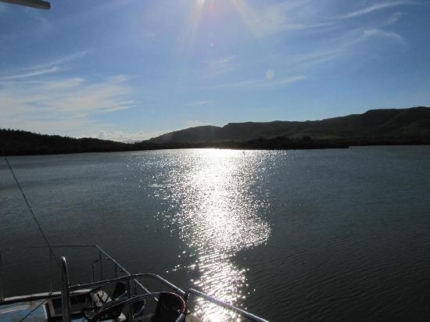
[66,273,268,322]
[0,245,269,322]
[0,245,148,303]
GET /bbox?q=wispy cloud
[0,76,134,135]
[290,26,406,71]
[203,56,237,79]
[0,50,139,138]
[109,75,129,84]
[233,0,333,37]
[1,51,90,80]
[202,75,306,90]
[355,29,406,45]
[384,12,403,26]
[1,78,132,113]
[290,48,345,69]
[230,0,413,76]
[282,22,335,32]
[29,51,90,70]
[0,67,60,81]
[186,120,210,128]
[37,77,85,90]
[96,130,164,142]
[236,75,306,89]
[339,1,414,19]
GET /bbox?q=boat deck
[0,300,47,321]
[0,245,267,322]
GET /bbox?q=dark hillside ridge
[0,129,136,156]
[150,106,430,144]
[1,107,429,156]
[152,125,223,143]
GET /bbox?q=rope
[4,157,59,266]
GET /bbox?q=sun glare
[197,0,206,8]
[158,149,271,321]
[177,0,257,59]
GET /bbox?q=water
[1,146,430,321]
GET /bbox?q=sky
[0,0,429,142]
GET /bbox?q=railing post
[92,262,95,283]
[99,250,103,281]
[49,249,53,293]
[60,256,71,322]
[0,253,4,301]
[126,278,134,322]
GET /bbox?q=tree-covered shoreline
[2,106,430,156]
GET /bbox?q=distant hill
[1,107,429,156]
[150,106,430,145]
[0,129,174,156]
[151,125,223,143]
[0,129,136,156]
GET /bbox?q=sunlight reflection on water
[154,149,271,321]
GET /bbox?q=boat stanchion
[126,278,135,322]
[0,253,3,301]
[49,249,53,293]
[60,256,71,322]
[99,250,103,281]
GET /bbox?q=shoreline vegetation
[1,106,429,156]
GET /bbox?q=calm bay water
[1,146,430,321]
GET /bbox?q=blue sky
[0,0,429,141]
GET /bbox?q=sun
[174,0,256,80]
[196,0,206,8]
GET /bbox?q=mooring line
[4,157,59,267]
